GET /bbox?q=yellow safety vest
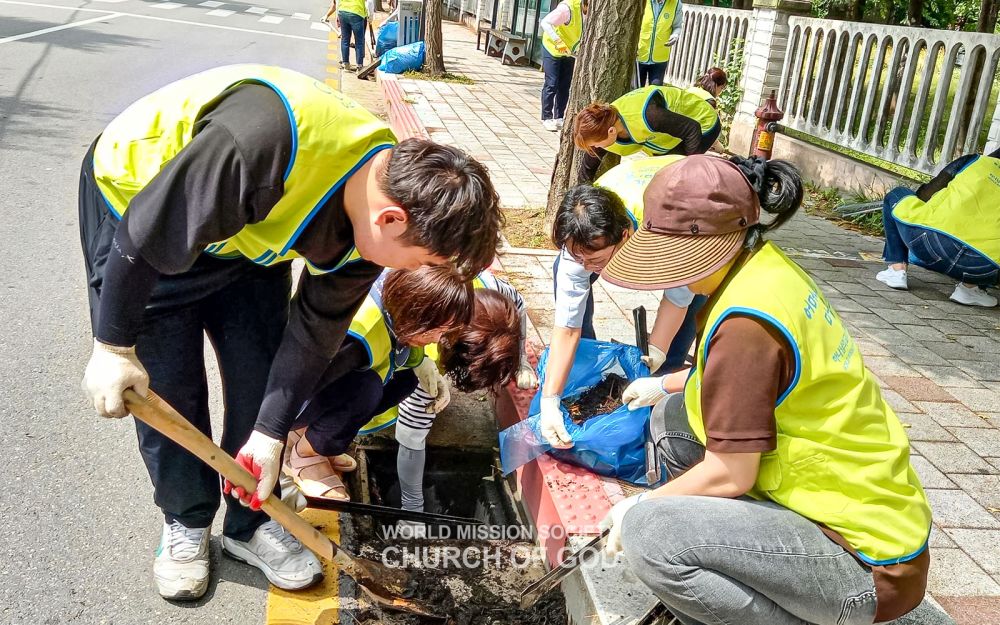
[684,242,931,565]
[892,155,1000,266]
[686,85,717,108]
[542,0,584,58]
[351,280,426,435]
[359,271,494,434]
[637,0,679,64]
[607,86,719,157]
[594,155,684,228]
[338,0,368,18]
[93,64,396,275]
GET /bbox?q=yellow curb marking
[326,29,342,92]
[265,509,341,625]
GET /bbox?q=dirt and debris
[562,374,628,423]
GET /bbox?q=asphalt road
[0,2,333,621]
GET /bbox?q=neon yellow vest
[350,286,425,435]
[360,271,493,434]
[339,0,368,18]
[637,0,679,63]
[684,243,931,564]
[686,85,717,108]
[607,86,719,157]
[93,64,396,275]
[542,0,584,58]
[594,155,684,228]
[892,155,1000,266]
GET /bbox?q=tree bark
[424,0,445,76]
[978,0,999,32]
[850,0,865,22]
[906,0,923,25]
[545,0,646,218]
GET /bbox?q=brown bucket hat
[601,155,761,291]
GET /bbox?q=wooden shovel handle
[124,389,346,565]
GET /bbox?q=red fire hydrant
[751,90,784,160]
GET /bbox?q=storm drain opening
[338,443,569,625]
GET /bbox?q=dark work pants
[541,47,575,121]
[79,144,289,541]
[338,11,366,65]
[293,368,418,456]
[637,61,668,86]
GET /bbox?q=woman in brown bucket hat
[598,155,932,625]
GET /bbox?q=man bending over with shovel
[78,64,502,601]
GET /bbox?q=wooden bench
[485,28,529,66]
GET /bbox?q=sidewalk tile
[915,402,993,428]
[929,524,957,548]
[924,490,1000,528]
[951,360,1000,382]
[864,356,921,378]
[891,344,951,366]
[945,388,1000,413]
[947,475,1000,509]
[927,549,1000,596]
[911,364,986,389]
[953,335,1000,353]
[871,307,927,326]
[925,342,992,362]
[947,429,1000,457]
[899,304,959,320]
[882,376,957,402]
[911,456,957,488]
[883,389,923,413]
[912,442,996,475]
[900,413,958,442]
[896,324,955,341]
[942,529,1000,574]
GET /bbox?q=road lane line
[0,12,123,44]
[0,0,329,42]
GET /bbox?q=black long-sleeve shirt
[96,83,383,439]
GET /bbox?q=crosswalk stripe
[204,8,233,16]
[151,2,182,8]
[310,21,328,30]
[291,12,311,19]
[245,5,267,13]
[258,14,283,23]
[197,0,224,6]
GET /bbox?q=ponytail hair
[696,67,728,95]
[574,102,619,156]
[729,155,803,232]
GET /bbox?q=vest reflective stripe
[684,243,931,564]
[595,155,684,226]
[606,86,719,157]
[338,0,368,17]
[93,65,396,275]
[891,155,1000,266]
[542,0,584,58]
[637,0,678,63]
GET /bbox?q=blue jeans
[339,11,366,65]
[637,61,667,86]
[622,395,879,625]
[882,187,1000,287]
[541,47,574,120]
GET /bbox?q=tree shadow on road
[1,16,153,53]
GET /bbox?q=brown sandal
[283,438,350,501]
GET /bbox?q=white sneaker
[154,521,210,601]
[554,118,565,129]
[949,283,998,307]
[876,266,908,290]
[542,119,559,132]
[222,520,323,590]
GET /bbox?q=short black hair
[380,138,503,279]
[551,185,632,253]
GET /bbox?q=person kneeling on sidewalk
[600,155,932,625]
[876,147,1000,307]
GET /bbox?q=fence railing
[777,16,1000,174]
[665,5,753,89]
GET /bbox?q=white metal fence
[665,5,753,89]
[777,16,1000,174]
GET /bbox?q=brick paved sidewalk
[388,19,1000,623]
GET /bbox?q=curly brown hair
[382,266,474,345]
[438,289,521,393]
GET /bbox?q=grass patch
[804,183,887,237]
[503,207,555,250]
[401,70,475,84]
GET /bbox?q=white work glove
[81,339,150,418]
[621,376,668,411]
[226,430,283,511]
[667,34,679,46]
[599,493,648,558]
[540,396,573,449]
[414,357,451,413]
[516,353,539,390]
[640,345,667,373]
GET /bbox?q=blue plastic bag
[375,22,399,58]
[498,339,652,484]
[378,41,424,74]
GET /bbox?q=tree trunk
[850,0,865,21]
[978,0,999,32]
[906,0,922,25]
[545,0,646,218]
[424,0,445,76]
